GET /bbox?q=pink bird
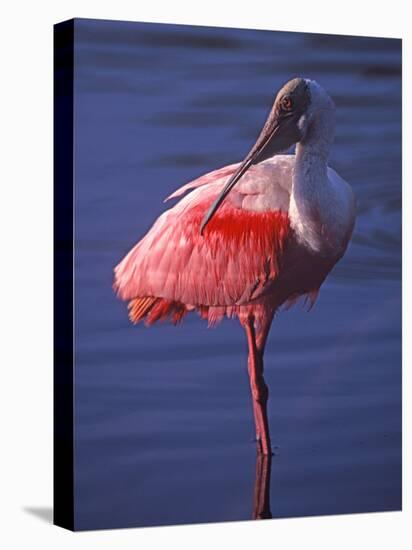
[114,78,356,456]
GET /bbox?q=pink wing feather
[114,162,291,325]
[164,163,241,202]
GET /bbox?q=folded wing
[114,158,293,314]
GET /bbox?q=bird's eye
[281,96,293,111]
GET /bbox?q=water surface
[73,19,401,530]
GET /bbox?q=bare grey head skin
[200,78,335,234]
[250,77,311,163]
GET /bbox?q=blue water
[73,19,401,530]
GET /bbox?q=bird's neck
[289,112,335,254]
[294,108,335,181]
[294,142,329,188]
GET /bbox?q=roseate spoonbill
[114,78,356,456]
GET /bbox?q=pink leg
[245,316,273,455]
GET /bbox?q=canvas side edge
[53,18,75,532]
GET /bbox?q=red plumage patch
[203,205,290,253]
[184,202,290,282]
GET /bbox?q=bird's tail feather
[127,296,188,325]
[128,296,157,324]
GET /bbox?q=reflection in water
[252,452,272,520]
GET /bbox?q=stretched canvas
[54,17,402,531]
